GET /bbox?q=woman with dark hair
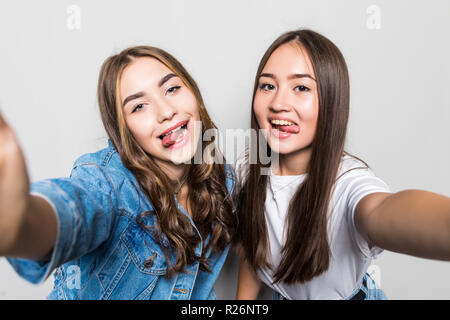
[234,29,450,300]
[0,46,236,299]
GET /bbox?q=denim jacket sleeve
[7,161,119,284]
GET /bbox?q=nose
[269,86,292,112]
[156,98,177,123]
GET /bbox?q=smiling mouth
[270,119,300,134]
[159,120,189,147]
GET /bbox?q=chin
[268,141,310,156]
[168,139,200,165]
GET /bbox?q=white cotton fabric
[235,154,390,300]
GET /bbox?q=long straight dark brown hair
[97,46,236,278]
[235,29,350,284]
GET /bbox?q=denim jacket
[7,140,235,300]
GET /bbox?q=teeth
[162,124,186,137]
[271,119,294,126]
[173,129,187,143]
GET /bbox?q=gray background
[0,0,449,299]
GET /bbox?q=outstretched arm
[6,195,57,260]
[355,190,450,260]
[0,112,57,260]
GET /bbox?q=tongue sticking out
[275,124,300,134]
[161,129,185,147]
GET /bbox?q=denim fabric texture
[7,140,235,300]
[352,272,387,300]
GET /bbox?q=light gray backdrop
[0,0,449,299]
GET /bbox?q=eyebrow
[259,73,316,81]
[122,92,144,108]
[158,73,178,87]
[122,73,179,107]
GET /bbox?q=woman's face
[253,42,319,156]
[120,57,201,169]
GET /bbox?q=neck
[273,147,312,176]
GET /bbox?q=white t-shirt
[235,154,390,300]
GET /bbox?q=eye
[132,103,145,113]
[294,85,310,92]
[166,86,181,95]
[259,83,275,91]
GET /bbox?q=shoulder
[335,154,384,187]
[70,140,130,185]
[333,154,390,203]
[337,154,370,178]
[333,154,390,211]
[73,140,120,168]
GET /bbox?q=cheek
[126,114,156,145]
[178,90,199,117]
[191,104,200,120]
[296,95,319,126]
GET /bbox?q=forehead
[119,57,173,95]
[262,42,315,77]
